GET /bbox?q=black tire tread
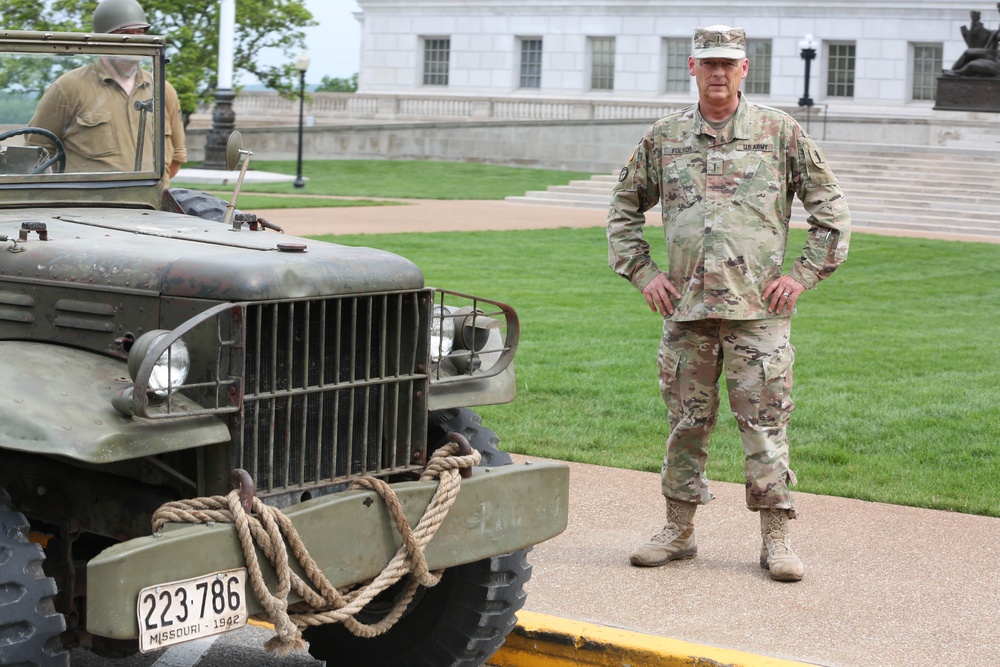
[0,489,69,667]
[429,407,510,467]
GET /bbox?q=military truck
[0,29,568,666]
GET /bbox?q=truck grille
[237,292,429,495]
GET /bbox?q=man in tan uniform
[28,0,185,179]
[607,26,851,581]
[163,79,187,182]
[28,53,154,173]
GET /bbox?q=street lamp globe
[296,50,311,74]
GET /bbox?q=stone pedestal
[934,76,1000,113]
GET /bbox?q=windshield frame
[0,30,165,189]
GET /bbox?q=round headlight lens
[148,336,190,397]
[129,330,191,397]
[430,305,456,361]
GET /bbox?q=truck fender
[0,341,229,464]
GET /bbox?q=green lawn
[175,158,1000,516]
[311,226,1000,518]
[173,159,596,202]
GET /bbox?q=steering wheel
[0,127,67,174]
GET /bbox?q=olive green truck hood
[0,207,425,298]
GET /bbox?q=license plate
[137,568,248,653]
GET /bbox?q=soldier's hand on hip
[642,273,680,317]
[764,276,805,315]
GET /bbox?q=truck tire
[0,490,69,667]
[303,409,531,667]
[428,407,511,467]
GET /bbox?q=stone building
[352,0,993,111]
[191,1,1000,172]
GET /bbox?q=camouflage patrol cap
[692,25,747,60]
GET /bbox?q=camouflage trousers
[657,318,798,517]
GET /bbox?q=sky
[255,0,361,86]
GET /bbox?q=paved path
[252,198,614,236]
[508,456,1000,667]
[253,198,1000,244]
[251,198,1000,666]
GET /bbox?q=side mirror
[222,131,254,231]
[225,130,244,171]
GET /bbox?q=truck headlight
[430,305,456,361]
[453,306,503,372]
[428,289,519,387]
[128,330,191,397]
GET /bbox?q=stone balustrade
[192,90,689,127]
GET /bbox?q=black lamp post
[293,50,310,189]
[798,34,818,132]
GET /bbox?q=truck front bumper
[86,460,569,640]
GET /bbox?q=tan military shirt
[28,59,156,173]
[163,80,186,185]
[607,95,851,321]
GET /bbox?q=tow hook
[229,469,255,513]
[445,432,475,479]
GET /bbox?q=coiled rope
[150,441,481,655]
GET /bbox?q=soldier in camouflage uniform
[606,25,851,582]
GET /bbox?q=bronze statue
[944,5,1000,77]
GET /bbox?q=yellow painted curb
[490,611,815,667]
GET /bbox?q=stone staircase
[505,142,1000,239]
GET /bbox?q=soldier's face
[688,57,748,105]
[107,26,147,75]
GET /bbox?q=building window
[663,38,689,93]
[827,42,856,98]
[423,38,450,86]
[520,38,543,88]
[912,43,942,101]
[744,39,772,95]
[590,37,615,90]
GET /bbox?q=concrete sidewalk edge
[490,611,815,667]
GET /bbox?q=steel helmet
[93,0,151,34]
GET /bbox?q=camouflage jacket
[607,95,851,321]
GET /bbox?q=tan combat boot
[759,508,804,582]
[629,498,697,567]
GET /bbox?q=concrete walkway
[250,198,999,666]
[498,456,1000,667]
[248,198,1000,245]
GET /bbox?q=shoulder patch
[808,146,826,167]
[801,138,835,181]
[618,166,629,182]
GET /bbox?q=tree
[316,73,358,93]
[0,0,316,116]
